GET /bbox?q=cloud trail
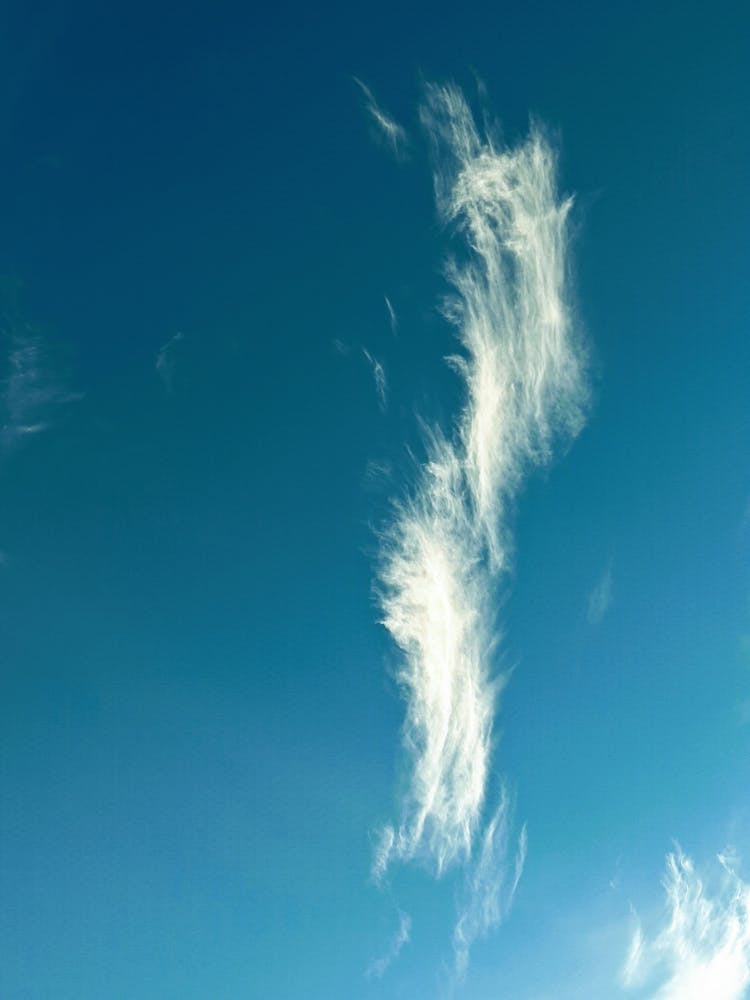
[374,83,587,893]
[452,786,527,979]
[354,77,409,159]
[363,348,388,411]
[623,848,750,1000]
[384,295,398,335]
[366,910,412,980]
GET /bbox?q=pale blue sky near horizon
[1,2,749,998]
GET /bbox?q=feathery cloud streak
[375,84,587,885]
[453,786,527,979]
[384,295,398,336]
[623,848,750,1000]
[363,349,388,411]
[423,85,587,568]
[375,436,498,874]
[354,77,409,159]
[366,910,412,980]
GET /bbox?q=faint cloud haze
[155,331,184,392]
[0,293,78,460]
[372,82,588,973]
[586,561,613,625]
[363,458,393,490]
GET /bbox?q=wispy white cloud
[623,847,750,1000]
[366,910,412,980]
[586,561,613,626]
[1,328,77,459]
[375,434,499,874]
[374,83,587,896]
[354,77,409,159]
[453,786,527,979]
[384,295,398,336]
[155,331,184,392]
[421,85,588,568]
[363,348,388,411]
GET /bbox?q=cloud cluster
[623,848,750,1000]
[373,83,587,969]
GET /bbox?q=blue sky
[1,2,749,998]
